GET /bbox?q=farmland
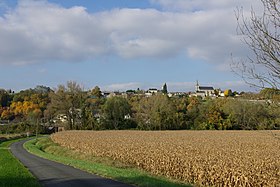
[0,134,26,142]
[51,130,280,186]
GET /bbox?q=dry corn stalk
[51,130,280,187]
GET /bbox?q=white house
[145,88,159,97]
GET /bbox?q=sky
[0,0,263,92]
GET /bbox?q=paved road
[10,139,134,187]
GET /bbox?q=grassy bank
[24,137,191,187]
[0,138,41,187]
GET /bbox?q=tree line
[0,82,279,134]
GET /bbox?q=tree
[260,87,280,99]
[187,96,201,111]
[1,109,14,120]
[222,99,271,130]
[214,89,220,97]
[82,88,105,130]
[0,89,11,107]
[28,108,42,139]
[81,106,96,130]
[134,95,178,130]
[204,100,228,130]
[91,86,102,98]
[102,97,132,129]
[224,89,233,97]
[34,85,52,93]
[162,83,168,94]
[233,0,280,89]
[46,81,86,130]
[172,96,190,129]
[9,101,41,120]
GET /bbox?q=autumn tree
[187,96,202,111]
[224,89,233,97]
[234,0,280,89]
[0,109,13,120]
[9,101,41,120]
[204,99,228,130]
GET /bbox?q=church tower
[195,80,199,92]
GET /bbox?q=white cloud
[0,0,263,67]
[0,0,110,65]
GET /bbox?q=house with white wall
[145,88,159,97]
[195,81,215,97]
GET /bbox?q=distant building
[102,91,122,98]
[145,88,159,97]
[148,88,159,94]
[102,92,111,98]
[195,81,215,97]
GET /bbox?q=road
[10,139,134,187]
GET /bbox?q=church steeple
[195,80,199,92]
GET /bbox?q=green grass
[24,137,192,187]
[0,138,41,187]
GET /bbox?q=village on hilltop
[101,81,238,99]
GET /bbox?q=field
[51,130,280,187]
[0,134,25,142]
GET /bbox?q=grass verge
[24,137,191,187]
[0,138,41,187]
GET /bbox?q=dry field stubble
[0,134,24,142]
[51,130,280,186]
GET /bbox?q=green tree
[81,91,105,130]
[260,88,280,100]
[162,83,168,94]
[46,81,86,130]
[205,100,228,130]
[172,96,189,129]
[102,97,132,129]
[185,96,202,129]
[27,108,42,139]
[222,99,271,130]
[134,95,177,130]
[91,86,102,98]
[0,89,11,107]
[81,106,96,130]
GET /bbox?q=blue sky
[0,0,262,92]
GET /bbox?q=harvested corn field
[51,130,280,186]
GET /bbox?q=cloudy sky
[0,0,263,92]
